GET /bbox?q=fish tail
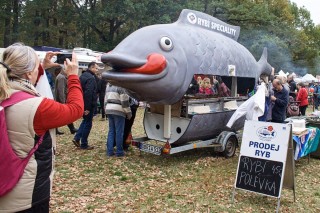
[257,47,272,76]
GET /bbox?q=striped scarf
[9,76,40,97]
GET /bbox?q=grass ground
[51,107,320,212]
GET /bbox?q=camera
[56,53,72,64]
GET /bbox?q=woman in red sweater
[296,82,309,116]
[0,43,83,212]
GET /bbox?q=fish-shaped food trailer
[101,9,272,157]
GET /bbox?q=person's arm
[34,75,83,135]
[275,91,289,107]
[296,90,302,102]
[41,52,61,70]
[304,88,309,100]
[120,90,132,119]
[34,53,83,135]
[104,87,108,110]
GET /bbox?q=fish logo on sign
[187,12,197,24]
[256,126,276,141]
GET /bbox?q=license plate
[140,143,162,155]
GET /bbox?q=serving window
[148,74,256,117]
[186,74,255,98]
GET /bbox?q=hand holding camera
[42,51,60,70]
[64,52,78,77]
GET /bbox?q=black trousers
[299,105,307,116]
[57,123,76,133]
[67,123,76,131]
[123,105,138,148]
[99,94,105,118]
[16,198,49,213]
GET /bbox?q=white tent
[301,73,318,83]
[278,70,287,76]
[294,77,303,83]
[292,72,296,77]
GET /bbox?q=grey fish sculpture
[101,9,272,104]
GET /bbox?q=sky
[290,0,320,25]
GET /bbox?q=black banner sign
[235,155,283,197]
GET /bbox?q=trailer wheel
[223,136,237,158]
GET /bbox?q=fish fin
[257,47,272,76]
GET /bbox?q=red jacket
[296,87,308,107]
[34,75,84,135]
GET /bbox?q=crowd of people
[187,71,311,123]
[258,72,317,124]
[43,61,137,154]
[187,75,231,97]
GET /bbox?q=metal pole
[231,187,236,204]
[276,198,281,213]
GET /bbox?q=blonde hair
[0,43,38,100]
[0,65,10,100]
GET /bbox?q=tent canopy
[301,73,318,83]
[294,77,302,83]
[278,70,287,76]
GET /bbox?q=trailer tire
[223,136,237,158]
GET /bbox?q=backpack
[287,96,300,117]
[0,91,44,197]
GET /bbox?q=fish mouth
[101,53,168,82]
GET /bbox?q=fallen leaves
[50,108,320,212]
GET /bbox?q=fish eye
[159,36,173,51]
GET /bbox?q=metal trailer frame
[131,124,242,157]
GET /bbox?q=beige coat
[0,94,56,213]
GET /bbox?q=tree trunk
[33,10,41,46]
[204,0,209,13]
[108,19,115,47]
[42,9,50,45]
[3,2,12,47]
[71,0,111,45]
[58,29,66,47]
[12,0,20,43]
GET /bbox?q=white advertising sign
[234,120,292,200]
[240,120,290,162]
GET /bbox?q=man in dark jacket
[271,79,289,123]
[73,62,98,149]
